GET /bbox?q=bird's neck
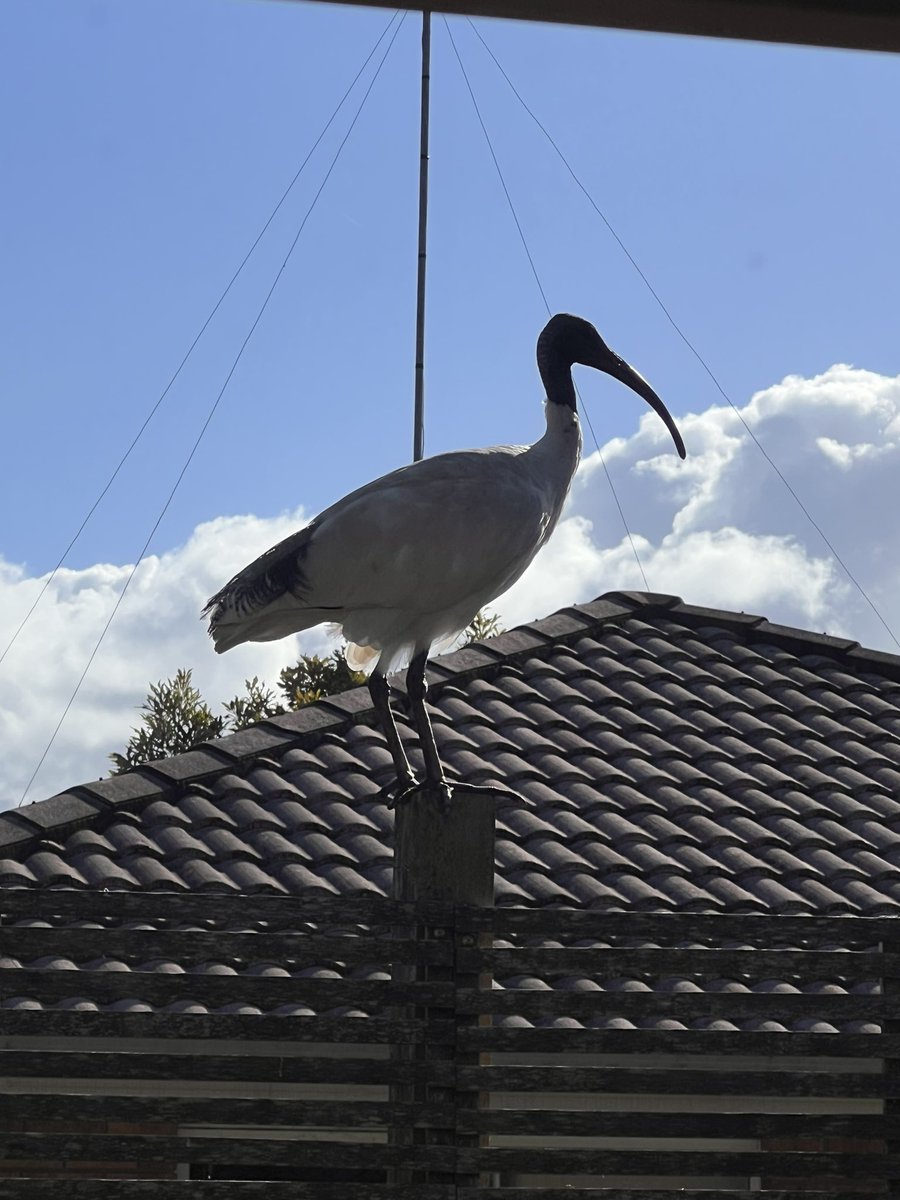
[538,351,577,411]
[516,399,581,550]
[542,394,581,446]
[533,394,582,481]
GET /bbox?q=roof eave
[275,0,900,54]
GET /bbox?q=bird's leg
[405,650,454,812]
[377,654,525,815]
[400,653,526,813]
[368,670,418,803]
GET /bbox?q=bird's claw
[385,777,454,814]
[385,778,525,814]
[381,773,419,809]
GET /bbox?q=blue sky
[2,0,900,802]
[4,0,899,572]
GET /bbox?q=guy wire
[443,15,651,591]
[18,12,408,805]
[2,10,403,669]
[466,17,899,652]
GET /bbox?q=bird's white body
[206,313,684,808]
[207,400,581,673]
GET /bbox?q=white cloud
[3,362,900,810]
[500,363,900,649]
[0,509,336,809]
[815,436,884,470]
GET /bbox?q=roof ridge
[652,599,900,678]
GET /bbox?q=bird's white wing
[205,443,567,655]
[301,445,552,615]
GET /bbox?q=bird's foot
[450,781,527,804]
[386,777,454,814]
[385,777,525,814]
[380,771,420,808]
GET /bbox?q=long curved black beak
[603,353,686,460]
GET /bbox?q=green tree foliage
[278,649,366,708]
[110,610,505,772]
[464,609,505,643]
[109,668,225,773]
[223,676,285,729]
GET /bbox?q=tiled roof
[4,590,900,914]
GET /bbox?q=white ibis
[204,314,685,809]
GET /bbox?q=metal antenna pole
[413,9,431,462]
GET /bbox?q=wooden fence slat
[884,932,900,1194]
[2,928,454,967]
[455,1146,900,1175]
[0,1133,458,1170]
[0,1051,454,1086]
[3,1012,886,1053]
[458,1192,885,1200]
[456,1108,889,1139]
[0,1188,881,1200]
[0,971,453,1009]
[0,1011,454,1044]
[457,1025,893,1055]
[458,945,891,976]
[11,930,887,974]
[5,893,892,941]
[0,1185,454,1200]
[454,986,889,1020]
[3,893,892,941]
[3,1095,455,1127]
[456,1063,889,1097]
[455,907,896,942]
[0,891,450,926]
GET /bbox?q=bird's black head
[537,313,613,373]
[537,313,686,460]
